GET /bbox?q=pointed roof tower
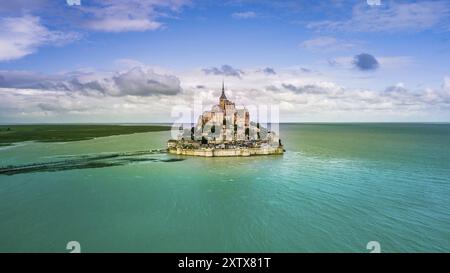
[220,80,227,100]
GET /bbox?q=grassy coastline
[0,124,171,147]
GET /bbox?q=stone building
[191,82,246,143]
[184,82,279,145]
[168,82,283,156]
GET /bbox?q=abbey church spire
[220,80,227,100]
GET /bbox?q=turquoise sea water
[0,123,449,252]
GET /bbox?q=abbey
[195,81,252,143]
[167,82,284,157]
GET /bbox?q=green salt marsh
[0,124,170,146]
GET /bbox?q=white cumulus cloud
[300,36,358,52]
[0,15,79,61]
[1,66,450,123]
[0,66,182,97]
[307,1,450,33]
[79,0,190,32]
[232,11,257,19]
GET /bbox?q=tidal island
[167,82,284,157]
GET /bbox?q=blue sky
[0,0,449,122]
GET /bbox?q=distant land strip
[0,124,171,146]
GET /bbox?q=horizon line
[1,121,450,125]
